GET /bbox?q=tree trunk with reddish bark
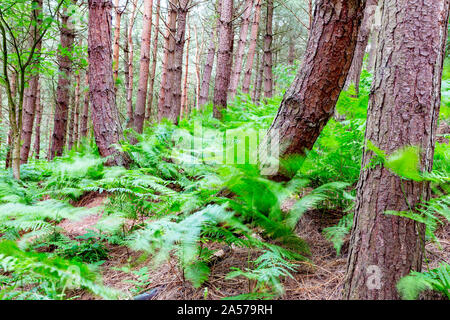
[181,15,190,119]
[287,37,295,65]
[88,0,129,166]
[126,0,137,127]
[344,0,450,300]
[213,0,234,119]
[112,0,124,88]
[263,0,273,99]
[134,0,154,133]
[67,92,75,150]
[366,3,381,72]
[228,0,253,98]
[198,25,217,108]
[73,73,81,148]
[241,0,261,94]
[158,1,178,120]
[252,48,263,104]
[146,0,161,122]
[50,5,76,159]
[20,0,43,164]
[344,0,377,95]
[81,72,89,138]
[161,0,189,123]
[33,83,42,159]
[262,0,364,170]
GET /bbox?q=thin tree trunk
[112,0,124,88]
[0,86,3,148]
[344,0,377,95]
[73,73,81,148]
[33,82,42,159]
[213,0,234,119]
[366,3,381,73]
[262,0,365,168]
[6,72,17,169]
[50,5,76,159]
[263,0,273,99]
[67,91,75,150]
[252,48,263,104]
[146,0,161,122]
[126,0,137,127]
[88,0,130,166]
[344,0,450,300]
[181,14,190,119]
[287,37,295,65]
[158,0,178,120]
[228,0,253,98]
[193,25,204,110]
[134,0,154,133]
[241,0,261,94]
[198,25,217,107]
[20,0,43,164]
[81,72,89,138]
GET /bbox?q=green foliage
[226,245,300,299]
[56,231,109,264]
[397,263,450,300]
[0,240,118,300]
[322,213,354,256]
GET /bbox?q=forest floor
[58,192,450,300]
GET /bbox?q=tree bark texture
[344,0,378,95]
[198,26,217,107]
[134,0,154,133]
[146,0,161,122]
[241,0,261,94]
[228,0,254,98]
[20,0,43,164]
[263,0,365,162]
[213,0,234,119]
[88,0,129,166]
[344,0,450,300]
[81,72,89,138]
[263,0,273,99]
[158,0,178,121]
[50,5,76,159]
[32,82,42,159]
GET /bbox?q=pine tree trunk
[162,0,189,124]
[263,0,364,165]
[181,14,190,119]
[88,0,130,166]
[252,48,263,104]
[263,0,273,99]
[198,26,217,107]
[344,0,450,300]
[6,73,17,169]
[67,92,75,150]
[33,83,42,159]
[73,73,81,148]
[213,0,234,119]
[228,0,254,98]
[126,0,137,127]
[81,72,89,138]
[344,0,377,95]
[20,0,43,164]
[241,0,261,94]
[366,3,381,73]
[158,1,178,120]
[193,25,204,110]
[134,0,154,133]
[287,37,295,65]
[50,5,76,159]
[146,0,161,122]
[112,0,124,88]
